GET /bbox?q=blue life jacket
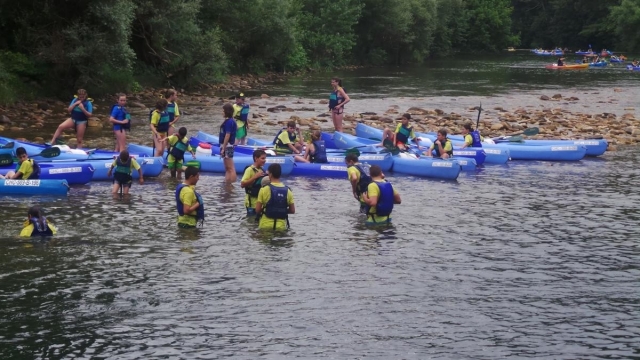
[29,217,53,237]
[234,103,250,123]
[175,184,205,226]
[166,102,177,122]
[264,184,290,229]
[22,159,40,180]
[111,104,131,131]
[329,87,345,109]
[310,140,328,163]
[373,181,394,220]
[349,164,372,196]
[273,129,296,149]
[470,130,482,147]
[71,98,90,121]
[396,125,413,144]
[169,136,189,161]
[150,110,171,133]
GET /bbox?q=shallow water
[1,53,640,358]
[1,149,639,358]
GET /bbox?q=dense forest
[0,0,638,103]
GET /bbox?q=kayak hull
[0,179,69,195]
[545,64,589,69]
[290,162,349,178]
[0,163,94,185]
[518,139,607,156]
[392,156,461,180]
[493,143,587,161]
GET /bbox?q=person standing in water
[233,93,250,145]
[50,89,92,148]
[164,89,181,136]
[109,93,131,153]
[20,206,57,237]
[329,77,350,132]
[220,103,238,182]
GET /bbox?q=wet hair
[223,103,234,118]
[28,206,47,231]
[253,149,266,161]
[77,89,88,97]
[463,123,473,131]
[331,77,342,87]
[287,121,296,129]
[369,165,382,177]
[345,154,359,163]
[156,99,168,111]
[268,163,282,179]
[438,128,448,137]
[164,89,177,99]
[116,93,126,101]
[185,166,200,180]
[16,147,27,157]
[119,150,130,162]
[311,130,321,141]
[178,127,187,137]
[402,113,411,120]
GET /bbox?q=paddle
[1,141,14,149]
[492,127,540,142]
[32,147,62,158]
[475,102,482,131]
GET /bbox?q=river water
[1,53,639,358]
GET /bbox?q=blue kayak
[0,179,69,195]
[128,143,294,175]
[0,162,94,184]
[392,156,461,180]
[589,61,608,67]
[627,65,640,71]
[37,155,164,181]
[354,123,488,165]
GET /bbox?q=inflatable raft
[0,162,94,184]
[0,179,69,196]
[354,123,487,165]
[392,156,461,180]
[627,65,640,71]
[38,156,164,181]
[589,61,608,67]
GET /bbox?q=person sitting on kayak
[241,149,268,216]
[582,56,588,64]
[378,113,421,151]
[20,206,57,237]
[295,130,328,163]
[361,165,401,225]
[425,129,453,159]
[557,57,565,66]
[274,121,304,154]
[107,150,144,195]
[632,60,639,67]
[0,147,40,180]
[460,123,483,148]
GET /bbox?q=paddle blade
[1,141,14,149]
[0,154,13,166]
[508,136,524,142]
[40,147,61,158]
[522,127,539,136]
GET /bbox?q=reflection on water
[1,148,639,358]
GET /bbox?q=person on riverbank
[20,206,57,237]
[274,121,304,154]
[107,150,144,195]
[220,103,237,182]
[329,77,350,132]
[50,89,92,148]
[362,165,401,225]
[377,113,421,151]
[110,93,131,153]
[164,89,181,136]
[294,130,328,163]
[0,147,40,180]
[241,149,268,216]
[150,99,170,157]
[460,122,483,148]
[167,127,196,180]
[345,153,371,213]
[426,129,453,159]
[255,163,295,231]
[233,93,250,145]
[176,166,204,228]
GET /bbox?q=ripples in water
[0,149,639,358]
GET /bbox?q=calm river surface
[1,53,639,359]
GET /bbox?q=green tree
[464,0,519,51]
[431,0,469,56]
[610,0,640,52]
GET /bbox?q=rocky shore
[0,82,636,152]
